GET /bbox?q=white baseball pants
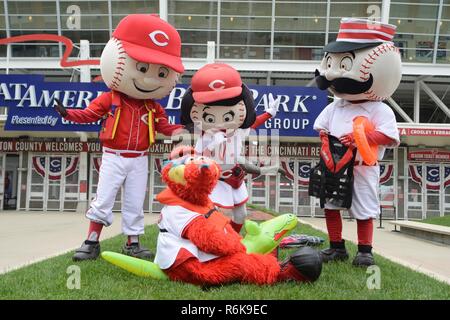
[86,151,148,235]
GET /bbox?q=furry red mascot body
[154,147,322,286]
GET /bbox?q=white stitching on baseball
[358,43,399,101]
[110,37,127,90]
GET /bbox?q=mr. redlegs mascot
[54,14,184,261]
[154,147,322,286]
[312,18,401,266]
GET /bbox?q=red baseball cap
[112,14,184,73]
[191,63,243,104]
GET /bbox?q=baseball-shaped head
[162,146,221,206]
[180,63,256,132]
[100,14,184,100]
[315,18,402,101]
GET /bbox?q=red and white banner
[32,156,79,180]
[408,149,450,162]
[399,127,450,137]
[409,164,450,190]
[0,140,102,153]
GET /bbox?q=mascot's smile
[133,80,162,93]
[315,69,374,95]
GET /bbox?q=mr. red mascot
[54,14,184,261]
[312,18,401,266]
[154,147,322,286]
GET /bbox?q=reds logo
[209,79,225,91]
[149,30,169,47]
[141,113,149,125]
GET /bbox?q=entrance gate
[407,162,450,219]
[27,153,80,211]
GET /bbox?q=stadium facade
[0,0,449,221]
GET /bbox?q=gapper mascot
[152,147,322,286]
[180,63,281,233]
[54,14,184,261]
[311,18,401,266]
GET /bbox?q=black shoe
[320,240,349,263]
[122,243,154,260]
[72,241,101,261]
[353,245,375,267]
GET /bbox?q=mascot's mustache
[315,69,373,95]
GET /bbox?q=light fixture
[188,16,192,21]
[314,18,318,23]
[28,16,33,22]
[397,19,401,24]
[230,17,234,22]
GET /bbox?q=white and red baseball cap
[112,14,184,73]
[191,63,243,104]
[324,18,397,53]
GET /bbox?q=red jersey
[65,91,183,151]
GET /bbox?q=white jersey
[313,99,400,161]
[154,205,218,269]
[194,129,250,207]
[194,129,248,169]
[313,99,400,220]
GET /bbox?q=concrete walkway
[0,211,159,275]
[300,217,450,286]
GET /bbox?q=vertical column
[414,80,421,123]
[76,40,91,213]
[433,0,444,64]
[270,0,275,60]
[206,41,216,63]
[381,0,391,24]
[159,0,168,21]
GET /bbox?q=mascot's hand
[53,98,68,118]
[319,130,328,143]
[339,133,355,147]
[265,93,280,117]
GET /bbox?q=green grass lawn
[420,215,450,228]
[1,219,449,300]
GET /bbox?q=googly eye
[158,67,169,78]
[136,62,149,73]
[340,56,353,72]
[326,56,332,69]
[203,114,215,123]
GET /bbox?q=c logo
[141,113,149,125]
[209,79,225,91]
[149,30,169,47]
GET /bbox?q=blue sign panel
[0,74,327,137]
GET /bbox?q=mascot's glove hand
[339,133,355,147]
[53,98,68,118]
[265,93,280,117]
[319,130,328,143]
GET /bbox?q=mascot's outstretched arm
[182,216,246,256]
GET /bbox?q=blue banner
[0,74,327,137]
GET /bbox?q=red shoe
[278,247,323,283]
